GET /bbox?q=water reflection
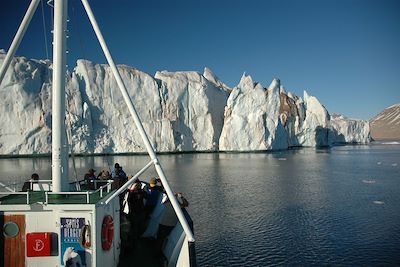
[1,144,400,266]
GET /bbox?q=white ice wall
[0,52,370,154]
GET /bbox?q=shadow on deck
[118,215,162,267]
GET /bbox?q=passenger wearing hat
[144,177,163,217]
[149,177,157,187]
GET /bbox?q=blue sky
[1,0,399,120]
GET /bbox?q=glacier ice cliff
[0,52,371,155]
[219,76,288,151]
[330,114,371,144]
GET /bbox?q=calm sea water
[1,143,400,266]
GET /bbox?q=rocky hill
[0,52,371,155]
[370,104,400,140]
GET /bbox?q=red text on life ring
[101,215,114,251]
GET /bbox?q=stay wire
[71,0,87,61]
[47,0,54,45]
[40,0,49,59]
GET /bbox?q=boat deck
[0,181,191,267]
[1,192,167,267]
[119,215,161,267]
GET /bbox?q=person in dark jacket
[21,173,39,192]
[127,179,147,238]
[111,163,127,189]
[144,177,163,217]
[84,169,97,190]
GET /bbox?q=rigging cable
[40,0,49,59]
[71,0,87,61]
[47,0,54,27]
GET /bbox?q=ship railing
[0,179,53,192]
[45,179,114,204]
[0,191,31,204]
[0,181,20,192]
[163,209,197,266]
[0,179,114,205]
[32,179,53,191]
[71,179,114,192]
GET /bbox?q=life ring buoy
[101,215,114,251]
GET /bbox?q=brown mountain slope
[370,104,400,140]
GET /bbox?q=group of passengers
[83,162,127,190]
[83,162,189,260]
[121,175,189,259]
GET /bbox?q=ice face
[0,53,370,154]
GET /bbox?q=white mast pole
[80,0,195,242]
[0,0,40,86]
[52,0,69,192]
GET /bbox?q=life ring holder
[101,215,114,251]
[80,224,92,249]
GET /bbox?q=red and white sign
[26,232,52,257]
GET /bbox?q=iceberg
[219,76,288,151]
[0,51,371,155]
[330,114,371,144]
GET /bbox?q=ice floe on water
[373,200,385,205]
[381,141,400,145]
[362,180,376,184]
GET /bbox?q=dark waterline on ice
[1,143,400,266]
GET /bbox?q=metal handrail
[0,180,114,205]
[46,180,114,204]
[0,192,30,204]
[0,182,15,192]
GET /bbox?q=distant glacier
[0,51,371,155]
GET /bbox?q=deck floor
[118,214,163,267]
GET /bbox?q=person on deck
[144,177,164,217]
[111,163,127,189]
[97,169,112,180]
[127,178,147,241]
[84,169,97,190]
[21,173,39,192]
